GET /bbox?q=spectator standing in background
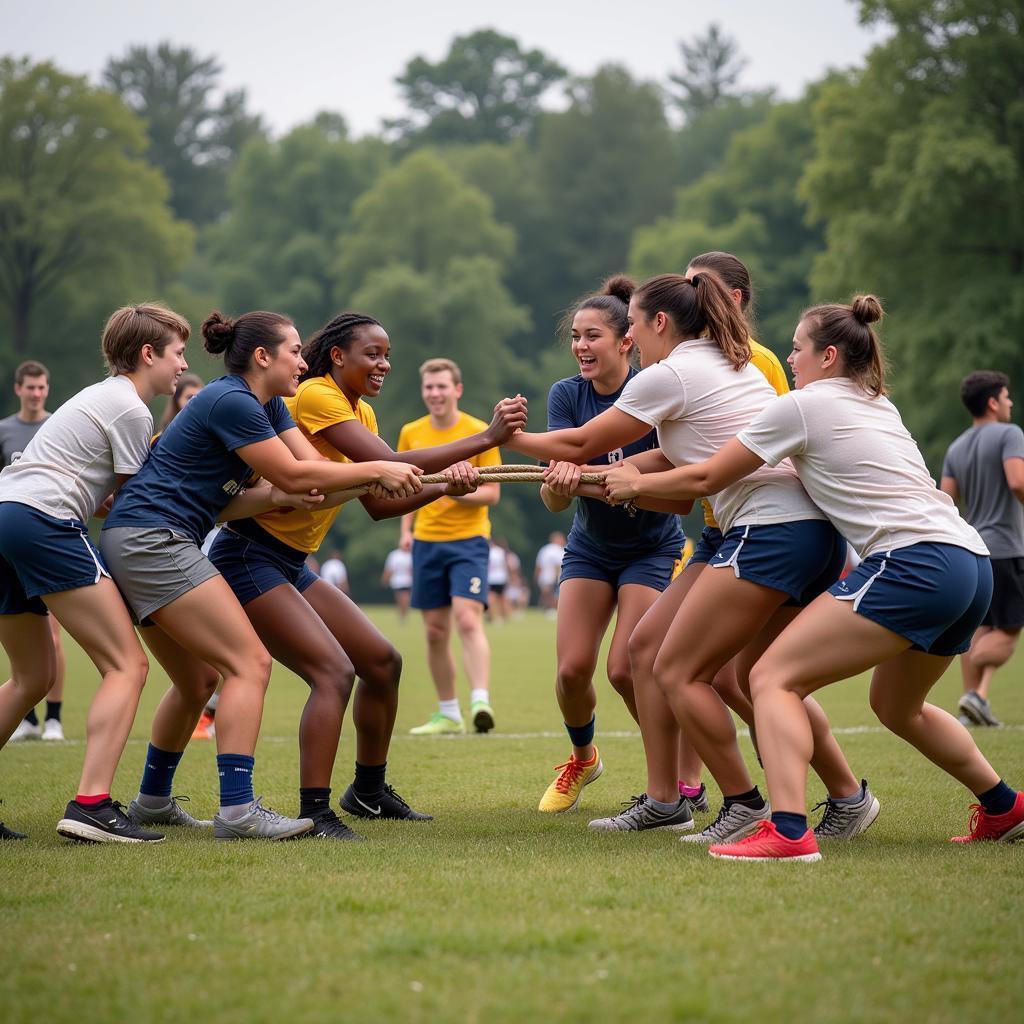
[382,545,413,623]
[320,550,350,595]
[535,532,566,617]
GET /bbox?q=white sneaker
[42,719,65,742]
[10,719,42,742]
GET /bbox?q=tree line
[1,1,1021,596]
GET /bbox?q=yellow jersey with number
[701,339,790,528]
[255,374,377,553]
[397,412,499,542]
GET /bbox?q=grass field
[2,607,1023,1024]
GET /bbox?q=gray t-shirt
[0,376,153,523]
[942,421,1024,558]
[0,412,49,467]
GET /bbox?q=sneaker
[709,820,822,862]
[306,808,365,841]
[951,790,1024,843]
[127,795,213,828]
[56,798,165,844]
[679,799,770,844]
[41,719,65,742]
[588,793,693,833]
[10,719,41,742]
[679,782,710,814]
[340,783,433,821]
[812,780,880,839]
[0,802,27,840]
[538,750,603,813]
[409,712,466,736]
[958,691,1001,727]
[214,796,314,841]
[471,699,495,734]
[191,710,216,740]
[958,714,974,727]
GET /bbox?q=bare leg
[965,627,1020,700]
[422,607,456,702]
[959,626,989,695]
[46,615,66,703]
[605,584,661,724]
[0,614,56,746]
[395,589,410,623]
[453,596,490,695]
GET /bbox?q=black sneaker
[56,798,165,844]
[1,820,27,840]
[339,783,433,821]
[305,809,365,841]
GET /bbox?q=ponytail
[633,273,750,370]
[801,294,887,397]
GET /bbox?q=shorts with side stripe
[829,542,993,656]
[687,526,724,567]
[709,520,845,606]
[0,501,109,615]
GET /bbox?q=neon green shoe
[538,748,603,813]
[470,699,495,734]
[409,712,466,736]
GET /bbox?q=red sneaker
[191,711,215,741]
[709,820,822,862]
[951,790,1024,843]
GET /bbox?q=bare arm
[939,476,960,504]
[400,512,415,551]
[625,449,675,473]
[449,481,499,507]
[542,458,692,514]
[603,437,766,503]
[504,407,652,464]
[1004,457,1024,504]
[217,482,326,521]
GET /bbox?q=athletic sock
[217,753,255,816]
[75,793,110,807]
[832,780,866,806]
[139,744,183,800]
[648,795,682,815]
[24,708,39,726]
[439,698,462,722]
[723,787,766,810]
[470,688,490,706]
[679,783,704,800]
[299,787,332,819]
[977,779,1016,816]
[353,761,387,799]
[45,701,62,723]
[771,811,808,839]
[565,716,595,749]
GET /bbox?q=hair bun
[851,294,884,325]
[600,274,636,305]
[201,311,235,354]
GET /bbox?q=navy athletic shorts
[411,536,489,609]
[0,501,108,615]
[830,542,993,656]
[687,526,724,567]
[208,522,319,608]
[709,519,845,606]
[560,539,679,592]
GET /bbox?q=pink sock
[75,792,110,807]
[678,782,702,799]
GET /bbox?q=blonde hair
[102,303,191,375]
[419,358,462,384]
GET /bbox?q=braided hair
[300,312,382,382]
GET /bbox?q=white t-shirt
[0,376,152,523]
[320,557,348,589]
[535,542,564,587]
[615,340,823,533]
[488,544,509,585]
[383,548,413,589]
[737,378,988,559]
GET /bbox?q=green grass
[2,608,1023,1024]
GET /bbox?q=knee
[453,607,482,638]
[556,661,593,693]
[360,646,402,692]
[868,688,905,731]
[650,656,675,699]
[247,646,273,691]
[627,630,655,675]
[15,666,56,702]
[424,621,449,647]
[747,663,784,704]
[606,663,634,701]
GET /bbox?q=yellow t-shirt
[256,374,378,553]
[398,411,500,542]
[702,339,790,528]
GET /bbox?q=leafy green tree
[209,114,388,334]
[0,57,192,388]
[103,43,264,224]
[674,94,776,186]
[802,0,1024,467]
[389,29,565,145]
[668,23,750,121]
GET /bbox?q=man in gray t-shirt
[2,360,70,744]
[941,370,1024,727]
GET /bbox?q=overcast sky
[3,1,889,136]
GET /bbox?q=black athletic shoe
[56,798,165,844]
[305,808,365,842]
[1,820,27,840]
[339,783,433,821]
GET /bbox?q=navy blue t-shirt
[547,370,682,559]
[105,375,296,545]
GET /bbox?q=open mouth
[368,374,385,388]
[578,356,597,370]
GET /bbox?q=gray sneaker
[128,795,213,828]
[812,780,880,839]
[681,783,710,814]
[213,796,314,841]
[588,794,694,833]
[679,799,770,843]
[958,691,1001,727]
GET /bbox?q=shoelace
[381,784,410,809]
[614,794,650,821]
[702,802,751,840]
[733,820,776,846]
[551,757,588,794]
[248,796,281,823]
[811,797,843,835]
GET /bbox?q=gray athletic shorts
[99,526,220,624]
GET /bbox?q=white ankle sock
[470,689,489,706]
[439,699,462,722]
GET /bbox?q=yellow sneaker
[538,749,603,812]
[409,712,466,736]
